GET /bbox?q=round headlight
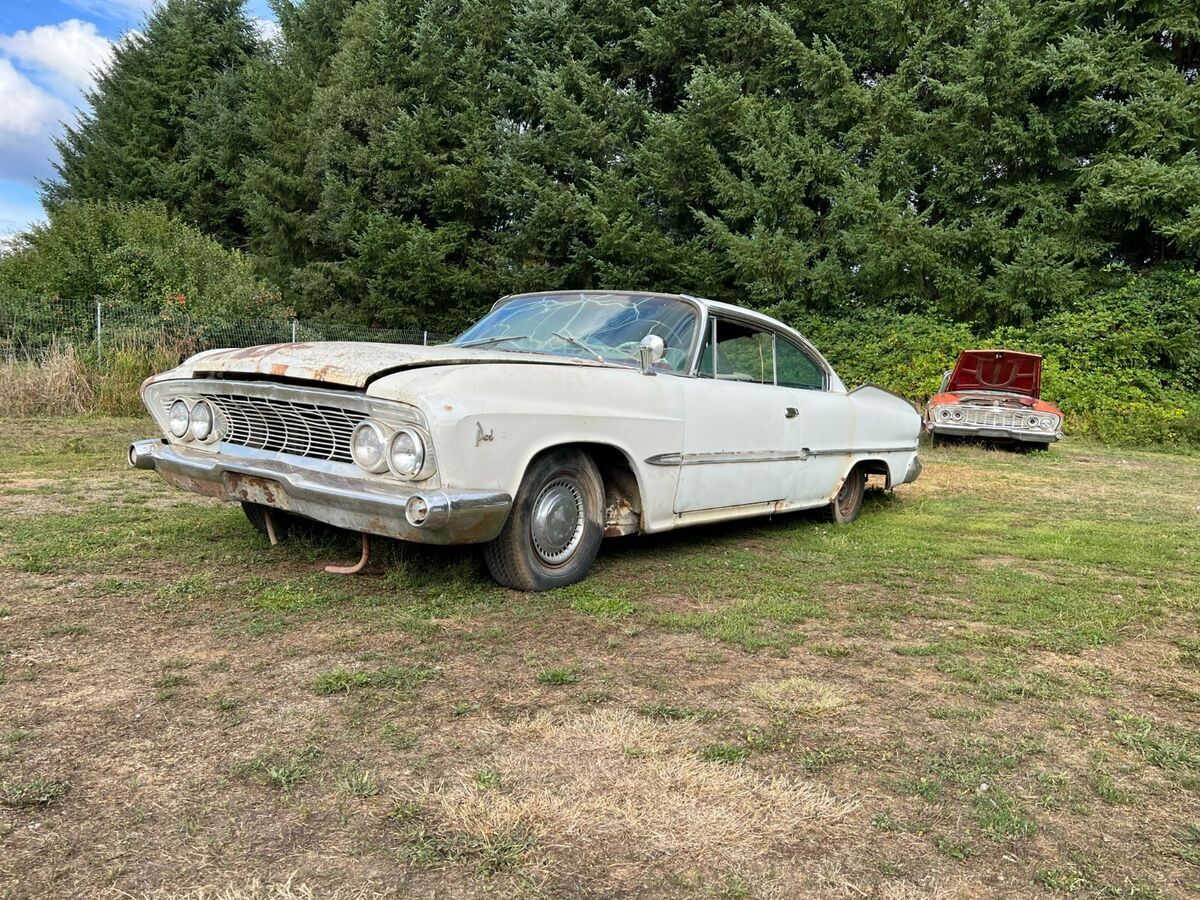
[168,399,190,438]
[188,400,214,441]
[389,428,426,478]
[1027,415,1040,428]
[951,409,964,421]
[350,420,389,472]
[936,407,951,422]
[1041,416,1056,430]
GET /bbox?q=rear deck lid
[946,350,1042,397]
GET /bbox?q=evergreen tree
[44,0,262,247]
[241,0,360,304]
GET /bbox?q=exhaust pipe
[128,439,159,470]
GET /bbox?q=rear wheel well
[854,459,892,489]
[524,442,644,536]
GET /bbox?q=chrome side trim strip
[645,445,919,467]
[808,445,919,456]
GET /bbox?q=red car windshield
[946,350,1042,397]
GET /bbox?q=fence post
[423,330,428,346]
[291,318,298,343]
[95,300,102,366]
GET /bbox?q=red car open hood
[946,350,1042,398]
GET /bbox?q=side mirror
[638,334,665,375]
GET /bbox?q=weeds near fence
[0,343,182,417]
[1,297,451,417]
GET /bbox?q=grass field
[1,418,1198,898]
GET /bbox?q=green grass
[638,702,703,721]
[3,421,1200,893]
[535,667,579,686]
[232,747,321,792]
[312,666,436,696]
[337,766,382,799]
[699,743,748,764]
[1,775,70,808]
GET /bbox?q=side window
[697,318,773,385]
[775,338,825,390]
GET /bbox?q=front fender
[367,363,686,528]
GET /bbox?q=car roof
[494,289,842,388]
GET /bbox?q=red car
[925,350,1063,449]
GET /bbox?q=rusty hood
[189,341,607,388]
[946,349,1043,398]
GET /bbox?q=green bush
[776,268,1200,449]
[0,200,286,320]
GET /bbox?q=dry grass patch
[745,675,852,718]
[135,878,380,900]
[402,709,854,886]
[0,346,96,417]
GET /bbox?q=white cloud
[0,20,114,91]
[0,58,68,137]
[251,16,281,44]
[0,58,70,186]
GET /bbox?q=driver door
[673,317,804,513]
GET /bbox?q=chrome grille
[166,393,367,463]
[961,406,1033,429]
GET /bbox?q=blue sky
[0,0,274,241]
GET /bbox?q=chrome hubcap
[530,477,585,564]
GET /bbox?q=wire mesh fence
[0,296,454,363]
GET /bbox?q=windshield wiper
[551,330,604,362]
[458,334,530,348]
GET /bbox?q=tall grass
[0,342,182,417]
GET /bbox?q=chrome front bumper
[129,439,511,545]
[926,422,1061,443]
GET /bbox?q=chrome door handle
[785,407,799,419]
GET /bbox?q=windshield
[454,292,699,374]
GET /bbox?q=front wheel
[484,448,605,591]
[824,467,866,524]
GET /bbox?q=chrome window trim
[689,312,829,391]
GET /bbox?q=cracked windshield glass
[454,292,699,374]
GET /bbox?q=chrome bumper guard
[926,422,1061,443]
[129,439,511,545]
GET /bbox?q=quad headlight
[168,399,190,438]
[389,428,426,478]
[188,400,215,441]
[351,420,429,478]
[350,420,390,473]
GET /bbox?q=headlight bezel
[188,400,216,442]
[350,419,391,473]
[168,399,191,439]
[388,428,427,479]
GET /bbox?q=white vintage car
[130,291,922,590]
